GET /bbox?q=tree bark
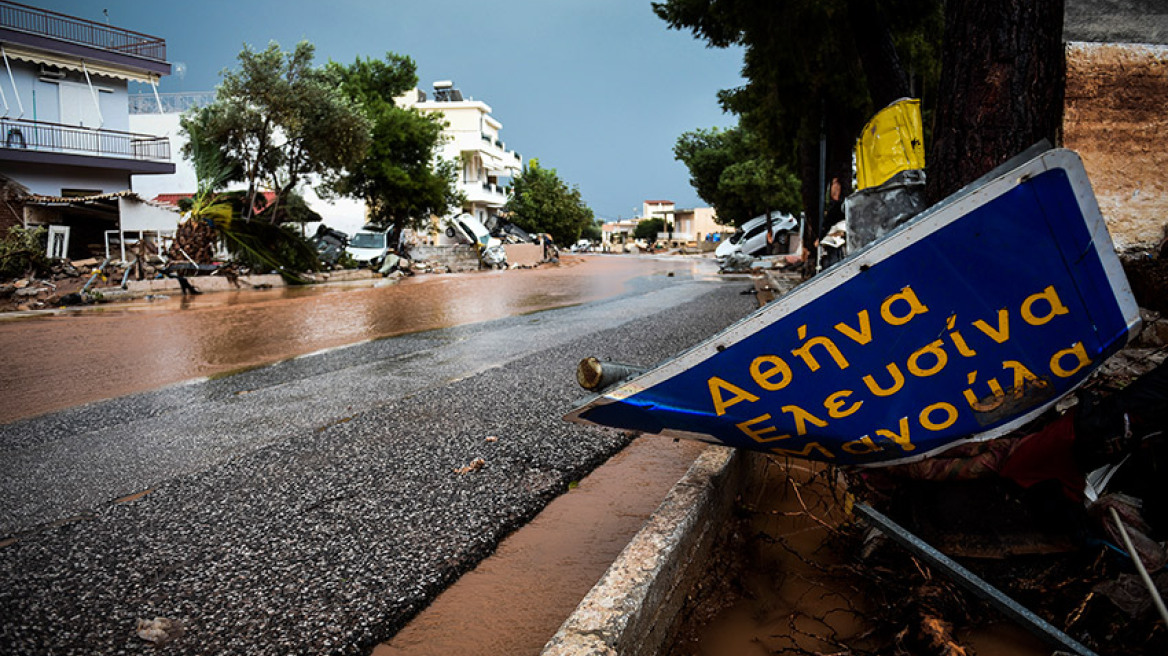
[926,0,1065,205]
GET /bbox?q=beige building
[672,207,728,245]
[399,81,522,239]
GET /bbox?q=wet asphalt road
[0,265,757,655]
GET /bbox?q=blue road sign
[565,150,1141,466]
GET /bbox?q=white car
[715,212,798,261]
[346,226,390,266]
[445,214,501,249]
[446,214,507,267]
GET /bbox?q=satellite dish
[173,62,187,79]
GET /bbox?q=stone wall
[406,244,481,272]
[1064,42,1168,250]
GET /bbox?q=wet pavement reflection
[0,256,704,423]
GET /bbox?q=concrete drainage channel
[541,445,744,656]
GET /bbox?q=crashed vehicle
[312,225,349,266]
[714,212,798,263]
[346,225,391,267]
[446,214,507,268]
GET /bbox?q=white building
[0,1,179,259]
[399,81,523,236]
[128,93,370,236]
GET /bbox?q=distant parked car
[346,225,391,267]
[572,239,593,252]
[715,212,798,262]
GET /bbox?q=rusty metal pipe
[576,358,646,393]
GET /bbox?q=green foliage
[655,0,942,222]
[181,40,371,223]
[505,159,595,246]
[0,225,51,278]
[634,217,666,241]
[674,126,802,226]
[581,220,603,243]
[325,54,462,239]
[216,216,321,284]
[255,190,323,224]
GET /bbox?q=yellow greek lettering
[880,286,929,326]
[875,417,914,451]
[919,402,959,431]
[750,355,793,392]
[1003,360,1043,395]
[1022,285,1070,326]
[863,363,906,397]
[781,405,828,436]
[962,371,1006,411]
[946,316,977,357]
[907,339,949,377]
[708,377,758,416]
[824,390,863,419]
[770,442,836,459]
[1050,342,1091,378]
[736,414,791,443]
[843,436,882,454]
[791,335,850,372]
[973,309,1010,343]
[835,310,873,345]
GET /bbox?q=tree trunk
[926,0,1065,205]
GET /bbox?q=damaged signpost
[566,148,1139,656]
[566,148,1140,465]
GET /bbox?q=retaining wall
[542,446,746,656]
[407,245,481,271]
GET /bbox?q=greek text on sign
[565,150,1141,466]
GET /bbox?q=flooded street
[0,255,698,423]
[0,254,757,655]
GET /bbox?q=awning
[26,190,174,210]
[2,44,160,83]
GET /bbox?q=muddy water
[376,436,709,656]
[0,256,696,423]
[686,457,1050,656]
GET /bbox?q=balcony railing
[1,117,171,162]
[0,1,167,61]
[129,92,215,115]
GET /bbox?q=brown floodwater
[0,256,696,423]
[684,458,1050,656]
[375,436,709,656]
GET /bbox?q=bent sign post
[565,149,1141,467]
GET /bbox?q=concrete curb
[541,445,744,656]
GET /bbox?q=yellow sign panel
[855,98,925,190]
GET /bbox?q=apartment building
[0,0,177,258]
[400,81,522,236]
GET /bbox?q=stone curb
[541,445,745,656]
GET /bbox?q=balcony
[0,1,166,61]
[1,117,172,172]
[657,231,695,243]
[461,180,508,205]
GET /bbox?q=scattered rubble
[453,457,487,474]
[135,617,184,645]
